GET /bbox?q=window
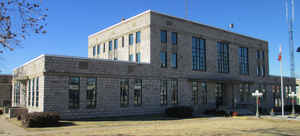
[256,50,260,59]
[217,42,229,73]
[134,79,142,106]
[261,64,265,77]
[93,46,96,56]
[27,79,31,106]
[171,53,177,68]
[97,45,100,55]
[109,41,112,51]
[240,83,250,103]
[192,81,207,104]
[129,34,133,45]
[129,54,133,62]
[136,31,141,43]
[120,79,129,107]
[216,83,224,108]
[69,77,80,109]
[36,77,39,107]
[171,80,178,104]
[262,51,265,60]
[122,36,124,47]
[136,53,141,63]
[256,66,261,77]
[192,37,206,71]
[161,30,167,43]
[87,78,97,108]
[171,32,177,45]
[239,47,249,75]
[114,39,118,49]
[31,78,35,106]
[160,52,167,68]
[160,80,167,105]
[103,43,106,53]
[14,82,20,105]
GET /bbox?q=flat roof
[89,10,267,43]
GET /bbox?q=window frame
[171,32,177,45]
[136,31,141,43]
[160,30,167,43]
[192,37,206,71]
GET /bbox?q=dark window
[69,77,80,109]
[239,47,249,75]
[136,53,141,63]
[27,79,31,106]
[93,46,96,56]
[256,66,261,77]
[97,45,100,55]
[256,50,260,59]
[114,39,118,49]
[192,81,207,105]
[129,34,133,45]
[217,42,229,73]
[160,80,167,105]
[136,31,141,43]
[103,43,106,53]
[171,80,178,104]
[120,79,129,107]
[122,36,124,47]
[129,54,133,62]
[161,30,167,43]
[171,53,177,68]
[14,82,20,105]
[192,37,206,71]
[240,83,250,103]
[262,51,265,60]
[216,83,224,108]
[87,78,97,109]
[171,32,177,45]
[36,77,39,107]
[134,79,142,106]
[31,78,35,106]
[109,41,112,51]
[192,81,199,104]
[261,64,265,77]
[160,52,167,68]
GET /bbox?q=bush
[0,109,3,115]
[204,109,229,116]
[22,112,60,128]
[15,108,28,121]
[165,106,194,118]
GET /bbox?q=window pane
[171,53,177,68]
[192,37,206,71]
[109,41,112,51]
[161,30,167,43]
[171,32,177,45]
[136,31,141,43]
[129,34,133,45]
[160,52,167,68]
[69,77,80,109]
[114,39,118,49]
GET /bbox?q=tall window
[120,79,129,107]
[109,41,112,51]
[160,80,167,105]
[97,45,100,55]
[256,50,260,59]
[36,77,39,107]
[14,82,20,105]
[160,52,167,68]
[136,31,141,43]
[239,47,249,75]
[216,83,224,108]
[87,78,97,108]
[134,79,142,106]
[114,39,118,49]
[171,32,177,45]
[256,66,261,76]
[192,81,207,104]
[27,79,31,106]
[171,80,178,104]
[93,46,96,56]
[69,77,80,109]
[103,43,106,53]
[192,37,206,71]
[240,83,250,103]
[136,53,141,63]
[171,53,177,68]
[161,30,167,43]
[122,36,124,47]
[129,34,133,45]
[31,78,35,106]
[129,54,133,62]
[217,42,229,73]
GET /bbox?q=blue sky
[0,0,299,77]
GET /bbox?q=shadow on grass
[28,121,76,128]
[62,114,216,122]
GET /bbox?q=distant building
[0,74,12,107]
[296,79,300,105]
[12,10,296,119]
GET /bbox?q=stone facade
[0,75,12,107]
[12,10,296,119]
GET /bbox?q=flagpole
[280,45,285,117]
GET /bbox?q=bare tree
[0,0,47,53]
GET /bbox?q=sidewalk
[0,116,27,136]
[263,115,300,121]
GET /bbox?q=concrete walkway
[0,116,27,136]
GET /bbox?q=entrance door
[216,83,225,108]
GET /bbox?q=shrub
[15,108,28,121]
[22,112,60,128]
[0,109,3,115]
[204,109,229,116]
[165,106,194,118]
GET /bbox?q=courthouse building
[12,10,296,119]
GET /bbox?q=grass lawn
[7,115,300,136]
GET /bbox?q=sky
[0,0,299,77]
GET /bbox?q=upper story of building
[88,10,269,80]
